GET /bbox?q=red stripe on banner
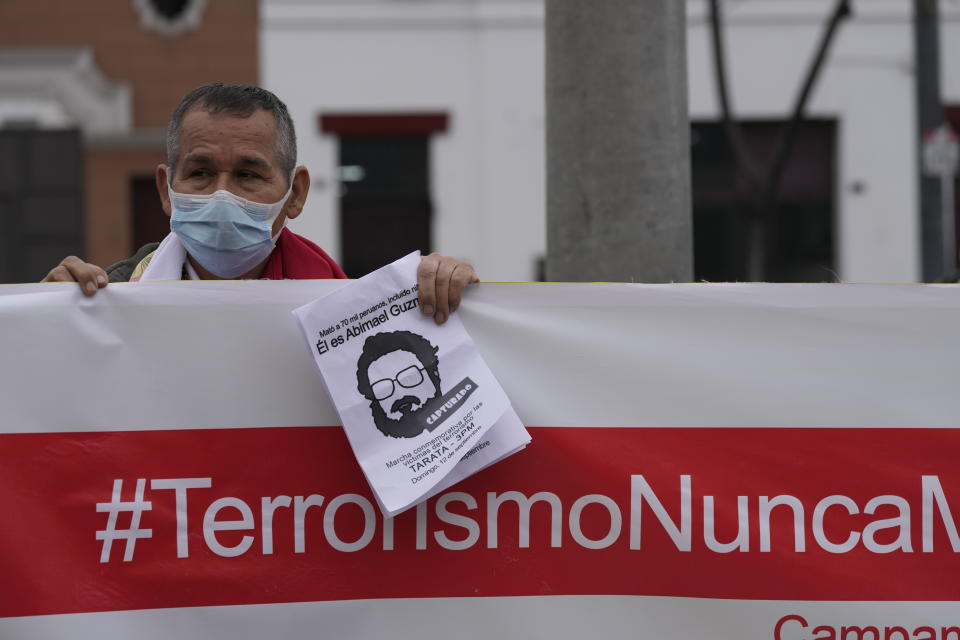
[1,427,959,617]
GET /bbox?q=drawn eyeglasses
[370,365,427,401]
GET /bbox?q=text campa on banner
[293,251,530,516]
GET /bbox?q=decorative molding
[0,48,132,135]
[319,112,450,137]
[262,0,543,30]
[266,0,960,31]
[133,0,207,37]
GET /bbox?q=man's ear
[283,166,310,221]
[156,164,172,217]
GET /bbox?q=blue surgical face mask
[168,184,292,278]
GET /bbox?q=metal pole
[545,1,692,282]
[915,0,944,281]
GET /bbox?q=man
[42,83,476,324]
[355,330,442,439]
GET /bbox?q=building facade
[264,0,960,282]
[0,0,258,281]
[2,0,957,283]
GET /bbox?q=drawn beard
[370,392,439,439]
[391,395,424,416]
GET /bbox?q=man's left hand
[417,253,479,324]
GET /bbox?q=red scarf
[261,229,347,280]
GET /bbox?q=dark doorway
[691,119,837,282]
[337,136,432,278]
[320,112,448,279]
[131,176,169,250]
[0,128,84,283]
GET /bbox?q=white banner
[1,281,958,639]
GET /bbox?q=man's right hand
[42,256,108,296]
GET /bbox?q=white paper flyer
[293,252,529,516]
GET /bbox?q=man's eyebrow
[181,153,213,166]
[179,154,272,170]
[237,155,271,169]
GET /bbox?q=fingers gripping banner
[1,281,959,639]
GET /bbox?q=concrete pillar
[545,1,692,282]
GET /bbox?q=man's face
[366,349,439,421]
[160,107,293,237]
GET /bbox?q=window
[0,129,83,283]
[691,119,837,282]
[321,113,448,278]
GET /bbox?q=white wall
[261,0,545,281]
[689,0,960,282]
[263,0,960,283]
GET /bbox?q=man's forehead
[181,151,271,168]
[176,106,279,161]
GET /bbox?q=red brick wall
[0,0,258,128]
[0,0,258,267]
[85,148,166,267]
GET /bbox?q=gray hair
[165,83,297,183]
